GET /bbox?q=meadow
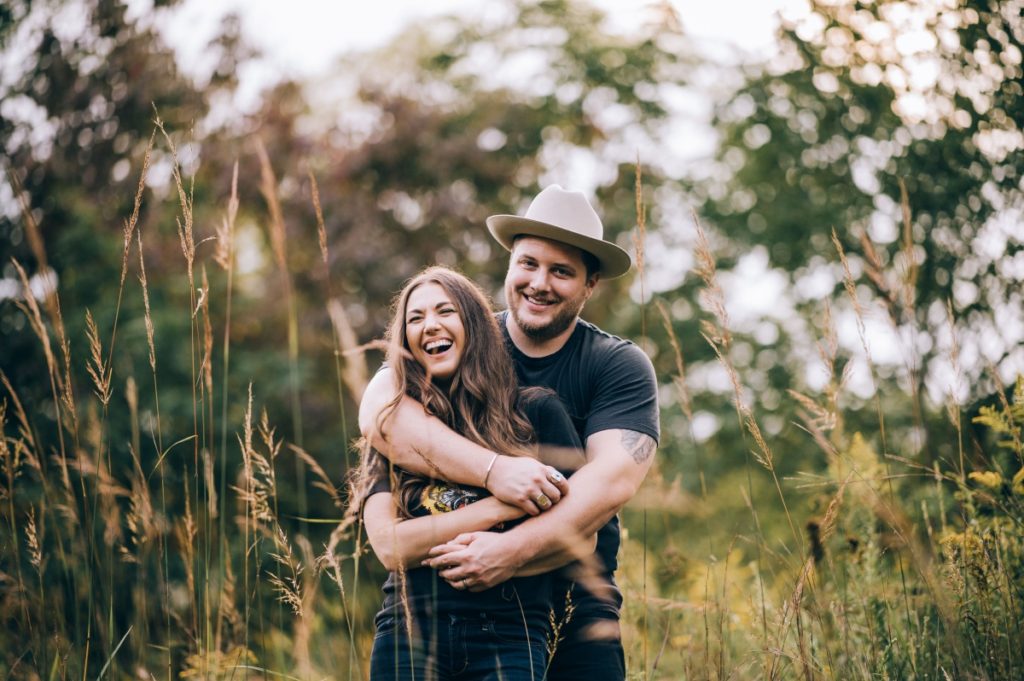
[2,119,1022,680]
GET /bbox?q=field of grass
[2,127,1023,680]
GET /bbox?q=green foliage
[697,0,1023,399]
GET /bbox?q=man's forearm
[501,456,634,569]
[494,429,655,569]
[359,368,493,486]
[512,531,597,578]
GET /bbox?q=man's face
[505,236,598,342]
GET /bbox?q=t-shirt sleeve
[585,341,660,443]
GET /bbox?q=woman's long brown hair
[352,266,536,519]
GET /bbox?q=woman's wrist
[482,452,501,489]
[480,495,522,523]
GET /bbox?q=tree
[701,0,1022,403]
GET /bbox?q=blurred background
[2,0,1023,678]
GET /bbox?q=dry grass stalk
[256,138,289,273]
[288,444,342,509]
[309,170,329,267]
[944,299,965,479]
[25,506,42,573]
[831,230,871,360]
[2,370,36,451]
[857,230,895,313]
[155,115,196,280]
[897,178,918,311]
[268,525,305,617]
[177,476,198,635]
[632,155,647,334]
[85,309,113,406]
[136,231,157,373]
[294,534,318,677]
[122,444,157,563]
[7,170,48,276]
[770,475,851,679]
[233,394,276,528]
[199,267,213,397]
[11,259,71,488]
[328,299,370,404]
[202,448,217,520]
[692,217,731,350]
[1,400,18,494]
[120,130,155,291]
[11,260,58,391]
[655,298,692,422]
[217,549,242,641]
[320,542,366,680]
[986,366,1023,461]
[214,160,239,272]
[125,376,140,461]
[8,175,76,438]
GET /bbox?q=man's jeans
[370,611,549,680]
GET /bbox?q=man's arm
[424,428,657,591]
[358,367,569,515]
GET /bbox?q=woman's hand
[485,456,569,515]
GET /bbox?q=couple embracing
[352,185,660,680]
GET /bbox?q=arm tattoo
[621,431,656,465]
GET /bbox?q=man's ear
[585,272,600,296]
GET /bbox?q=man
[359,185,660,679]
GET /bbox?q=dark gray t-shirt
[499,311,660,613]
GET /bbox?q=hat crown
[522,185,604,240]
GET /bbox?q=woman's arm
[363,492,525,571]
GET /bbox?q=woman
[352,266,586,681]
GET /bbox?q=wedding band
[535,494,551,509]
[548,470,565,483]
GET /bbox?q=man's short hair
[579,250,600,279]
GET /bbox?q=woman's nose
[423,314,440,332]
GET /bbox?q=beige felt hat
[486,185,632,279]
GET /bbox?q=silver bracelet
[482,453,499,489]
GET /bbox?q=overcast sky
[155,0,803,89]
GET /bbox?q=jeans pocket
[486,619,536,645]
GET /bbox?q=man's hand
[487,457,569,516]
[424,531,519,592]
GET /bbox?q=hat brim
[486,215,633,279]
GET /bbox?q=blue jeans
[545,614,624,681]
[370,611,549,681]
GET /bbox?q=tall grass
[1,122,1022,680]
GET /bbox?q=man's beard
[507,287,587,342]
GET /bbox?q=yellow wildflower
[1012,468,1024,496]
[968,471,1003,490]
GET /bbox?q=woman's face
[404,282,466,381]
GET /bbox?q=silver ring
[548,470,565,483]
